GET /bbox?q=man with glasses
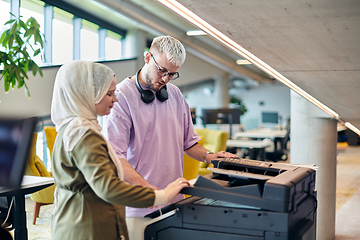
[104,35,236,239]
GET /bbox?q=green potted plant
[0,13,44,98]
[229,95,247,116]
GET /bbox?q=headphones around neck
[135,69,168,104]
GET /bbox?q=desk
[234,129,288,156]
[234,129,287,139]
[0,176,54,240]
[227,139,272,160]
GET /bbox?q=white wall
[183,81,221,128]
[0,59,138,118]
[0,48,227,119]
[174,52,225,87]
[184,81,291,130]
[1,55,290,130]
[238,82,290,130]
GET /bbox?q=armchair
[183,137,204,181]
[194,128,229,175]
[43,126,57,159]
[24,132,56,225]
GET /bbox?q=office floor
[8,145,360,240]
[334,145,360,240]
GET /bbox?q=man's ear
[144,52,151,64]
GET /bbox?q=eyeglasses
[149,52,179,81]
[106,90,119,99]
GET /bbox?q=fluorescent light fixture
[345,122,360,136]
[236,59,252,65]
[158,0,360,135]
[186,30,207,36]
[157,0,341,121]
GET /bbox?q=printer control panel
[212,158,272,168]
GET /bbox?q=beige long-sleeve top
[51,126,156,240]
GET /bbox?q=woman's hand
[164,178,190,202]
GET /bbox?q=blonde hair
[150,36,186,67]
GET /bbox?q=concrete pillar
[214,73,237,135]
[214,73,229,108]
[290,90,337,240]
[121,29,147,70]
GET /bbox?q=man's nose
[161,75,170,83]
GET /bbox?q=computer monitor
[0,117,38,188]
[262,112,279,124]
[201,108,241,138]
[202,108,241,126]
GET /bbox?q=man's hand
[213,150,238,159]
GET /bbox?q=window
[0,0,10,55]
[36,131,52,170]
[0,0,10,30]
[105,30,121,60]
[80,19,98,61]
[2,0,128,168]
[2,0,126,65]
[20,0,45,66]
[53,7,73,65]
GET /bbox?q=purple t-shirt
[104,78,200,217]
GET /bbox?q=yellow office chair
[194,128,229,176]
[24,132,56,225]
[183,136,204,198]
[183,136,204,180]
[43,126,57,160]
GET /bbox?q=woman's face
[95,76,118,116]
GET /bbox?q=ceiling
[174,0,360,130]
[66,0,360,130]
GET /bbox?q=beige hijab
[51,61,123,180]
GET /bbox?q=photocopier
[144,158,317,240]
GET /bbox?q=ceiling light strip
[157,0,339,119]
[186,30,207,36]
[345,122,360,136]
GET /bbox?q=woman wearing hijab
[50,61,189,240]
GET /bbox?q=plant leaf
[11,22,17,34]
[0,31,8,43]
[19,66,29,79]
[17,78,24,88]
[32,64,37,76]
[34,48,41,56]
[1,33,11,48]
[15,34,24,46]
[4,19,16,25]
[19,19,26,29]
[4,78,10,92]
[37,65,43,77]
[24,82,31,98]
[36,31,43,47]
[1,14,44,96]
[8,35,14,49]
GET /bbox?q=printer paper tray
[181,174,289,212]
